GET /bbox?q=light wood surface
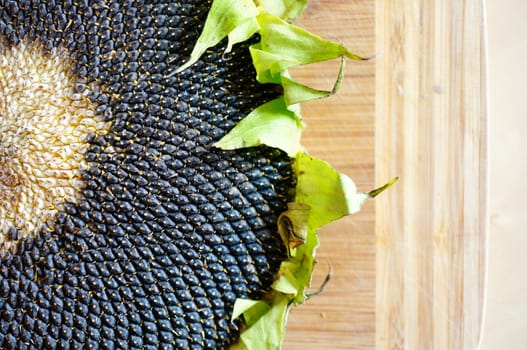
[283,0,487,349]
[375,1,487,349]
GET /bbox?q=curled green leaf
[249,45,293,84]
[282,57,346,106]
[277,202,311,255]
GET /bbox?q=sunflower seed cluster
[0,1,293,349]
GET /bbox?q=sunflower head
[0,1,378,349]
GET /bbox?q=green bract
[177,1,392,349]
[213,97,303,157]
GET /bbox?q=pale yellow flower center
[0,41,107,253]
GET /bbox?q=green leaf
[282,57,346,106]
[256,0,309,21]
[281,76,329,105]
[213,97,303,157]
[230,295,290,350]
[294,152,370,228]
[287,227,319,303]
[257,13,365,66]
[271,260,302,295]
[226,17,260,53]
[249,45,296,84]
[172,0,259,74]
[232,299,271,325]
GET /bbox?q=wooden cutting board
[282,1,487,349]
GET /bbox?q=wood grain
[375,1,487,350]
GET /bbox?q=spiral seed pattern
[0,1,293,349]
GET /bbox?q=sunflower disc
[0,1,293,349]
